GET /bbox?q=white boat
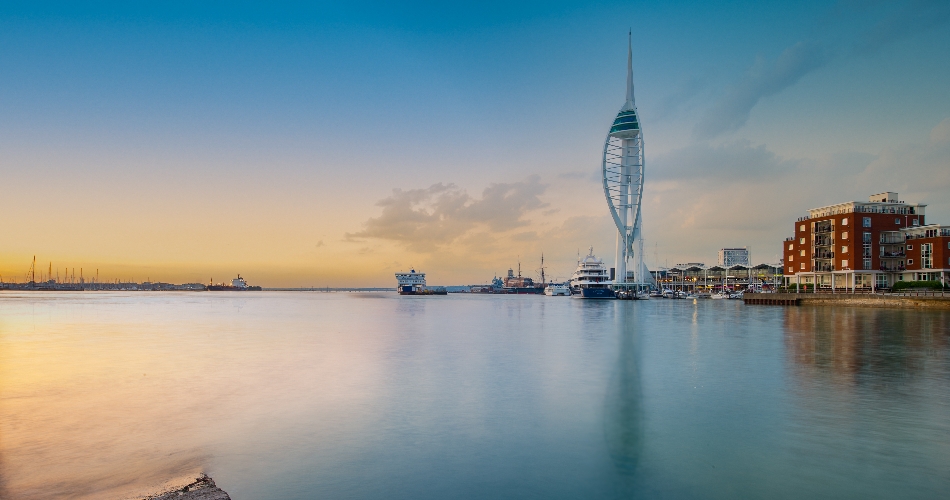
[569,248,616,299]
[710,292,728,299]
[544,283,571,296]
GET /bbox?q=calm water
[0,292,948,499]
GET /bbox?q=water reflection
[784,306,950,384]
[603,303,642,476]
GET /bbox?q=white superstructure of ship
[569,248,616,299]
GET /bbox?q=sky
[1,0,949,286]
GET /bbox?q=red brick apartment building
[783,192,950,290]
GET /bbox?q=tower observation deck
[602,32,649,291]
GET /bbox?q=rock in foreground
[143,474,230,500]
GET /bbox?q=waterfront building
[602,32,648,291]
[782,192,950,289]
[718,248,749,267]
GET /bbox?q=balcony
[880,252,905,258]
[814,227,833,234]
[814,251,835,259]
[814,263,834,272]
[879,265,906,272]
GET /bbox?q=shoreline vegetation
[141,474,230,500]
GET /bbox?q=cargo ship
[208,275,262,291]
[395,269,447,295]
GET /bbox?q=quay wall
[744,293,950,309]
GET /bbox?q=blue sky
[1,1,949,284]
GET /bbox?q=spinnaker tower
[602,32,648,291]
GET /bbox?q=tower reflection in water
[603,303,642,477]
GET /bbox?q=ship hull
[501,287,544,294]
[398,289,447,296]
[207,285,262,291]
[573,287,616,299]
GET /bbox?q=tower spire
[623,29,635,111]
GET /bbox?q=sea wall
[744,293,950,309]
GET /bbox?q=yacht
[569,248,616,299]
[544,283,571,296]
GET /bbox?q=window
[788,243,793,250]
[863,232,872,243]
[863,258,871,270]
[789,255,794,262]
[895,218,901,224]
[907,244,913,250]
[863,217,871,227]
[842,259,849,268]
[800,263,805,270]
[908,259,914,265]
[842,231,848,240]
[800,250,805,256]
[800,238,805,244]
[922,243,932,269]
[842,218,848,226]
[913,219,919,226]
[842,246,848,253]
[800,225,805,232]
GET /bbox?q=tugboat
[395,269,447,295]
[569,248,616,299]
[208,274,262,291]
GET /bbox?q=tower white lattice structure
[602,32,646,289]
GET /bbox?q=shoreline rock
[142,474,230,500]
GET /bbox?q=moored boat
[544,283,571,296]
[569,248,616,299]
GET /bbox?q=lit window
[788,243,793,250]
[863,217,871,227]
[800,250,805,257]
[842,259,848,268]
[790,255,794,261]
[841,246,848,253]
[842,231,848,239]
[788,267,793,273]
[842,218,848,225]
[800,263,805,270]
[800,225,805,232]
[800,238,805,244]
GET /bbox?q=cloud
[346,176,548,252]
[694,41,829,139]
[854,117,950,199]
[651,140,800,182]
[853,0,950,54]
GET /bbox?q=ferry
[569,248,616,299]
[208,274,262,291]
[544,283,571,296]
[395,269,446,295]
